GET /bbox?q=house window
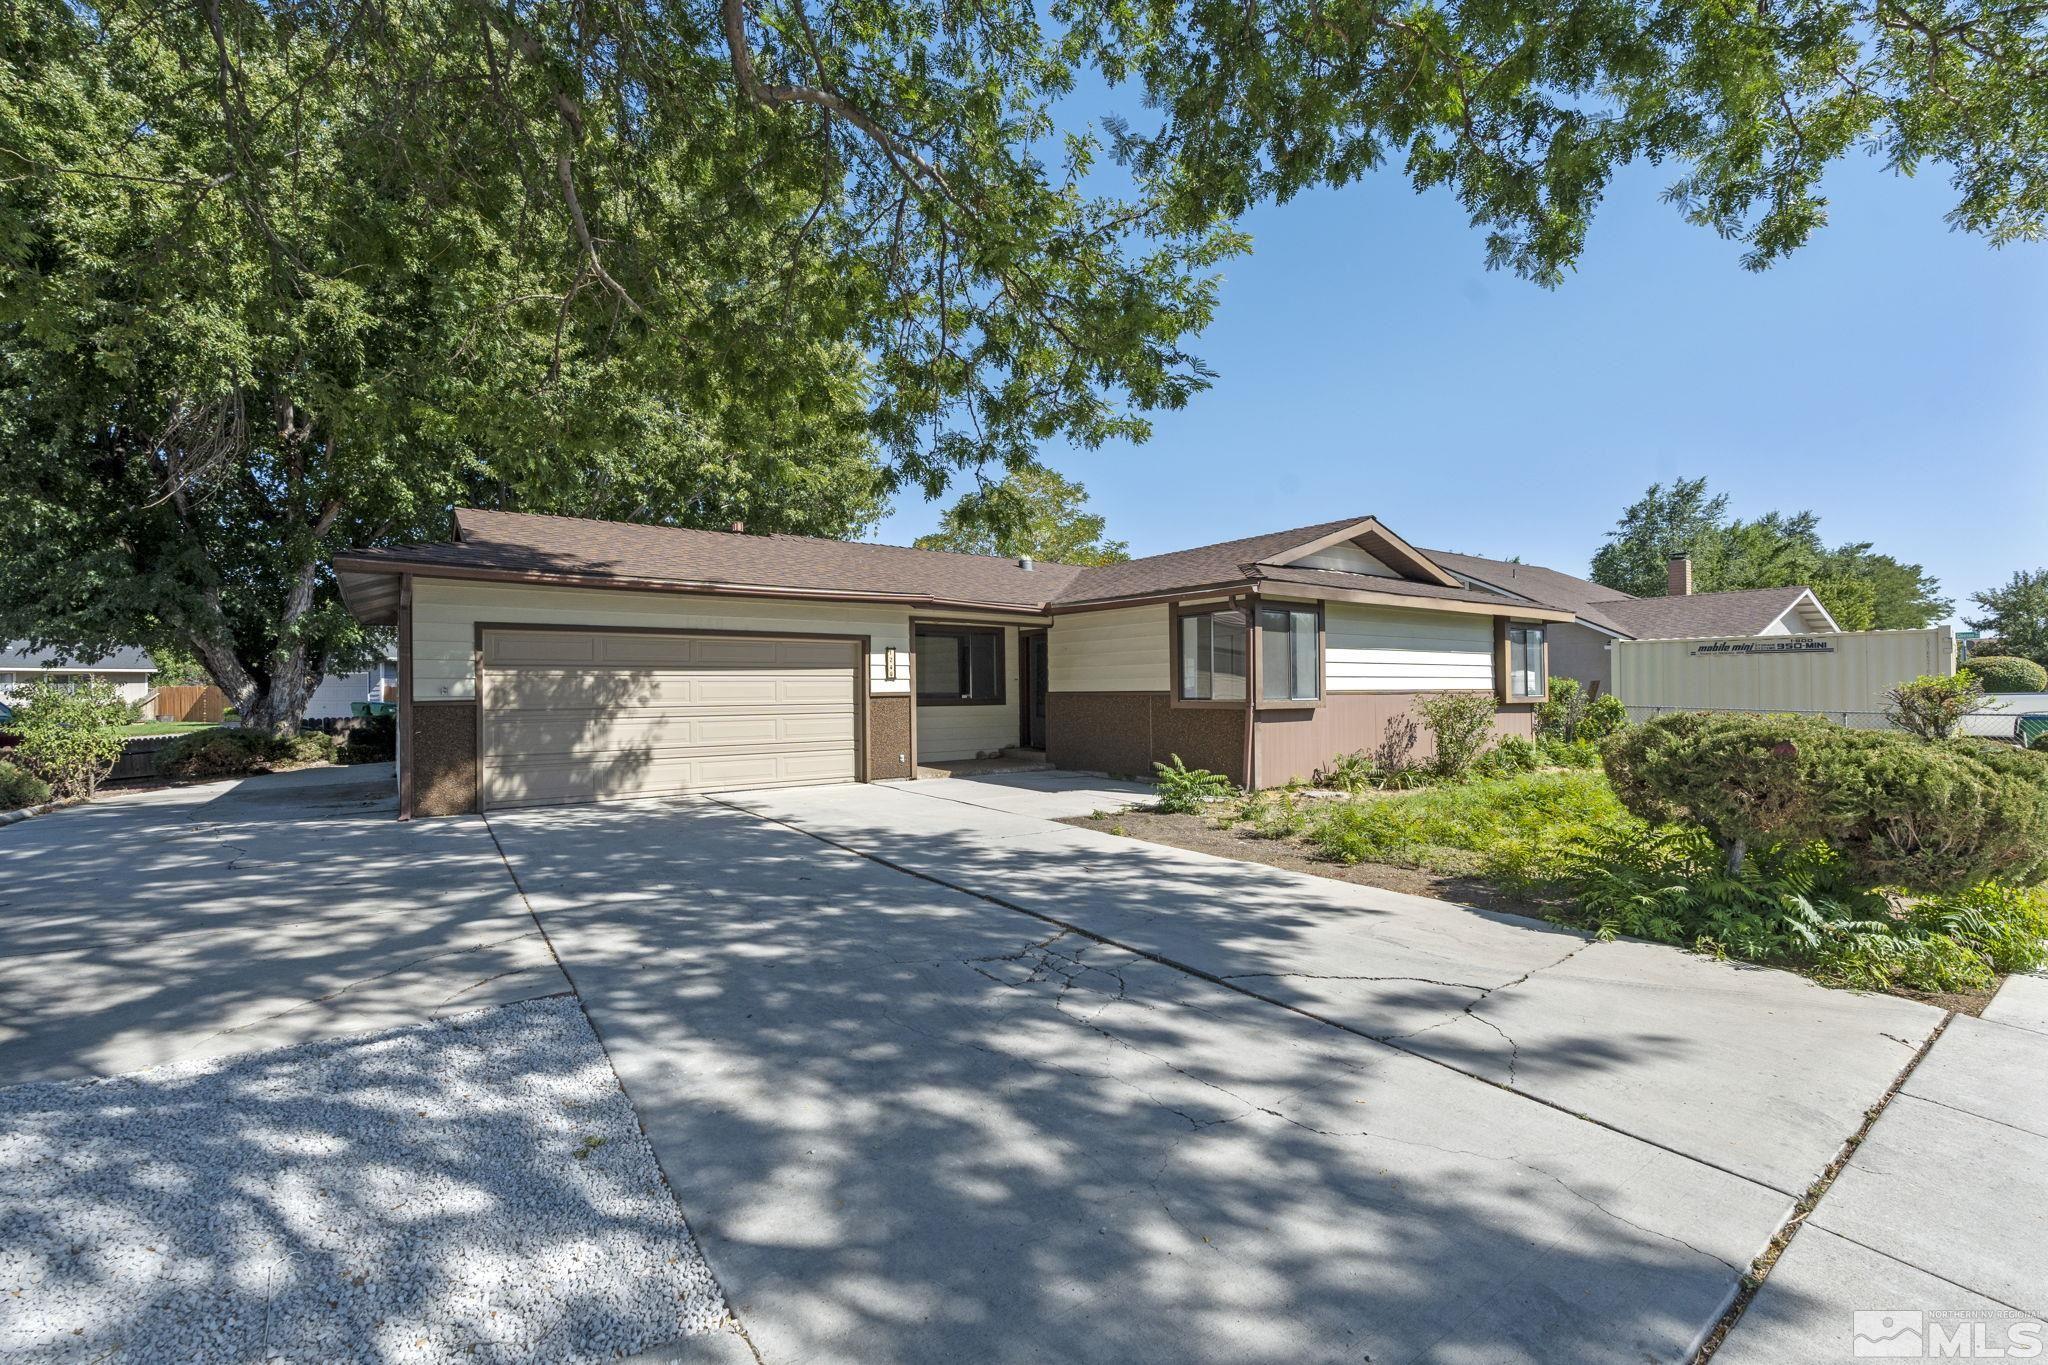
[916,627,1004,705]
[1507,623,1547,700]
[1258,605,1321,703]
[1178,607,1247,702]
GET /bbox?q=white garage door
[480,629,860,809]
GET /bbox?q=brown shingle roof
[1420,548,1637,633]
[1244,565,1562,611]
[334,509,1572,621]
[338,508,1090,609]
[1594,587,1819,640]
[1048,517,1369,605]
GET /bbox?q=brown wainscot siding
[1046,692,1246,786]
[1255,694,1538,788]
[412,700,481,816]
[868,694,914,781]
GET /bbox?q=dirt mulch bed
[1061,807,1549,918]
[1059,806,1994,1017]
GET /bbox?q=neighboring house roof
[0,643,157,673]
[1423,547,1841,640]
[1594,586,1838,640]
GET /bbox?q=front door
[1021,632,1049,749]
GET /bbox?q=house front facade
[0,645,158,708]
[335,510,1572,818]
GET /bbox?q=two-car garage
[478,628,861,810]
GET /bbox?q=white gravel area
[0,996,730,1363]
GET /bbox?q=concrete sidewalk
[1718,974,2048,1362]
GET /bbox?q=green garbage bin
[2019,714,2048,749]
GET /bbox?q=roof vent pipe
[1018,555,1034,571]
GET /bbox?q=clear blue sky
[869,152,2047,623]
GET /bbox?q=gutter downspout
[397,573,415,821]
[1243,589,1259,791]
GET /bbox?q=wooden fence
[109,734,184,782]
[151,685,228,723]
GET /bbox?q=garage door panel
[479,628,860,809]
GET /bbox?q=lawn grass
[118,720,222,737]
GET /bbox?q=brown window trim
[913,624,1006,707]
[1497,619,1551,703]
[1171,599,1253,710]
[1253,599,1325,710]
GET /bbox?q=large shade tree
[1590,478,1951,629]
[4,0,2041,728]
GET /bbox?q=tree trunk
[1723,837,1747,877]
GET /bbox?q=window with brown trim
[1257,604,1321,703]
[915,626,1005,705]
[1177,606,1248,702]
[1507,622,1547,700]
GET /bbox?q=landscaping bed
[1084,698,2048,1014]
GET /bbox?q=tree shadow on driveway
[491,798,1800,1365]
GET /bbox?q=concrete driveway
[486,772,1949,1364]
[0,765,567,1082]
[3,767,2005,1362]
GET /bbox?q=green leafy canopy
[915,467,1131,565]
[1589,477,1952,629]
[4,0,2041,726]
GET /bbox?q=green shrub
[1602,711,2048,892]
[157,728,338,779]
[1539,737,1603,768]
[1,679,132,799]
[1885,672,1986,740]
[1153,754,1235,814]
[1963,656,2048,693]
[1314,750,1376,794]
[1562,825,2043,994]
[1305,770,1635,890]
[1417,691,1498,779]
[1233,789,1312,839]
[1535,679,1630,745]
[0,760,52,811]
[1472,734,1541,777]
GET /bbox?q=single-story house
[334,510,1577,817]
[0,644,158,708]
[305,650,400,720]
[1418,551,1840,693]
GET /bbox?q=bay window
[1177,606,1247,702]
[1258,605,1321,703]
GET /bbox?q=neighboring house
[305,651,400,720]
[0,644,157,708]
[1423,551,1840,693]
[334,510,1574,817]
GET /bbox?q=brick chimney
[1667,553,1693,597]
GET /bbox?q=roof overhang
[332,557,1056,627]
[1259,517,1464,589]
[1771,589,1842,634]
[1254,581,1575,621]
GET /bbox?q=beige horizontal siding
[1325,603,1494,693]
[915,626,1021,761]
[1048,604,1170,692]
[1612,627,1956,716]
[1288,542,1398,576]
[411,577,1041,702]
